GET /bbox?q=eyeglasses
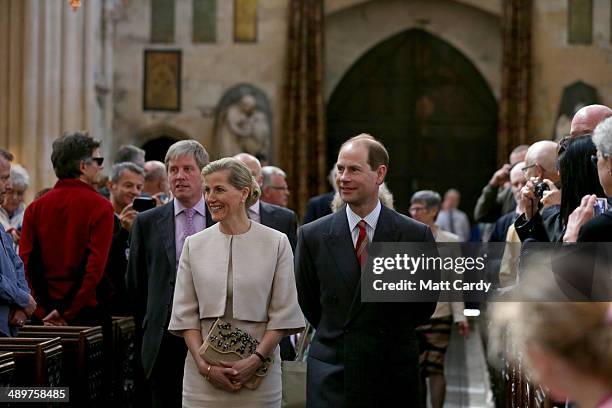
[89,157,104,166]
[591,154,598,167]
[268,186,289,191]
[521,163,546,173]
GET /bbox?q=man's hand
[42,309,68,326]
[519,178,540,220]
[489,164,512,188]
[221,355,262,386]
[24,294,37,317]
[9,309,28,327]
[540,179,561,208]
[563,194,596,242]
[119,203,138,231]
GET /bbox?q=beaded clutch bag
[199,318,273,390]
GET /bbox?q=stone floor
[438,318,494,408]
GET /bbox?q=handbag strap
[294,322,312,361]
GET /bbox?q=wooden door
[327,29,498,216]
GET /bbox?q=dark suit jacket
[303,192,334,224]
[259,201,298,251]
[126,200,214,378]
[295,205,437,408]
[578,211,612,242]
[258,200,298,360]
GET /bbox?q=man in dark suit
[296,134,437,407]
[127,140,213,408]
[235,153,298,250]
[235,153,299,359]
[303,168,337,224]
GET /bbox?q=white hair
[593,116,612,157]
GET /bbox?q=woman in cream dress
[169,158,305,407]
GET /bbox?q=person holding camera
[564,117,612,242]
[515,137,605,243]
[100,162,146,316]
[513,140,562,241]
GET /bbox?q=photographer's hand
[520,179,539,220]
[540,179,561,208]
[119,203,138,231]
[563,195,596,242]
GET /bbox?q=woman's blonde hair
[490,300,612,384]
[202,158,261,207]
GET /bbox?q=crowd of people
[0,104,610,408]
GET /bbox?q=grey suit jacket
[259,201,298,251]
[126,200,213,378]
[295,204,437,407]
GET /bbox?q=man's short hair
[114,145,145,165]
[0,149,14,162]
[110,162,145,183]
[262,166,286,187]
[341,133,389,169]
[51,131,101,179]
[164,140,209,170]
[411,190,441,210]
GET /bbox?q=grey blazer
[126,200,214,378]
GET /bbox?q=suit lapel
[158,202,177,271]
[323,209,361,293]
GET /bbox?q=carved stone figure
[215,85,272,160]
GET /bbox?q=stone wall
[531,0,612,139]
[112,0,289,161]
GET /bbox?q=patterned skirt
[415,316,453,376]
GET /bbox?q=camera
[533,180,550,199]
[132,197,156,212]
[593,198,608,216]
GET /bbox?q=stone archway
[136,125,190,162]
[326,29,498,215]
[325,0,502,102]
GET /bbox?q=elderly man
[261,165,290,207]
[127,140,213,408]
[570,104,612,137]
[234,152,299,360]
[474,145,528,224]
[0,149,36,336]
[143,160,169,202]
[0,164,29,248]
[20,132,114,326]
[513,140,563,242]
[296,134,437,407]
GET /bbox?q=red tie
[355,220,368,267]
